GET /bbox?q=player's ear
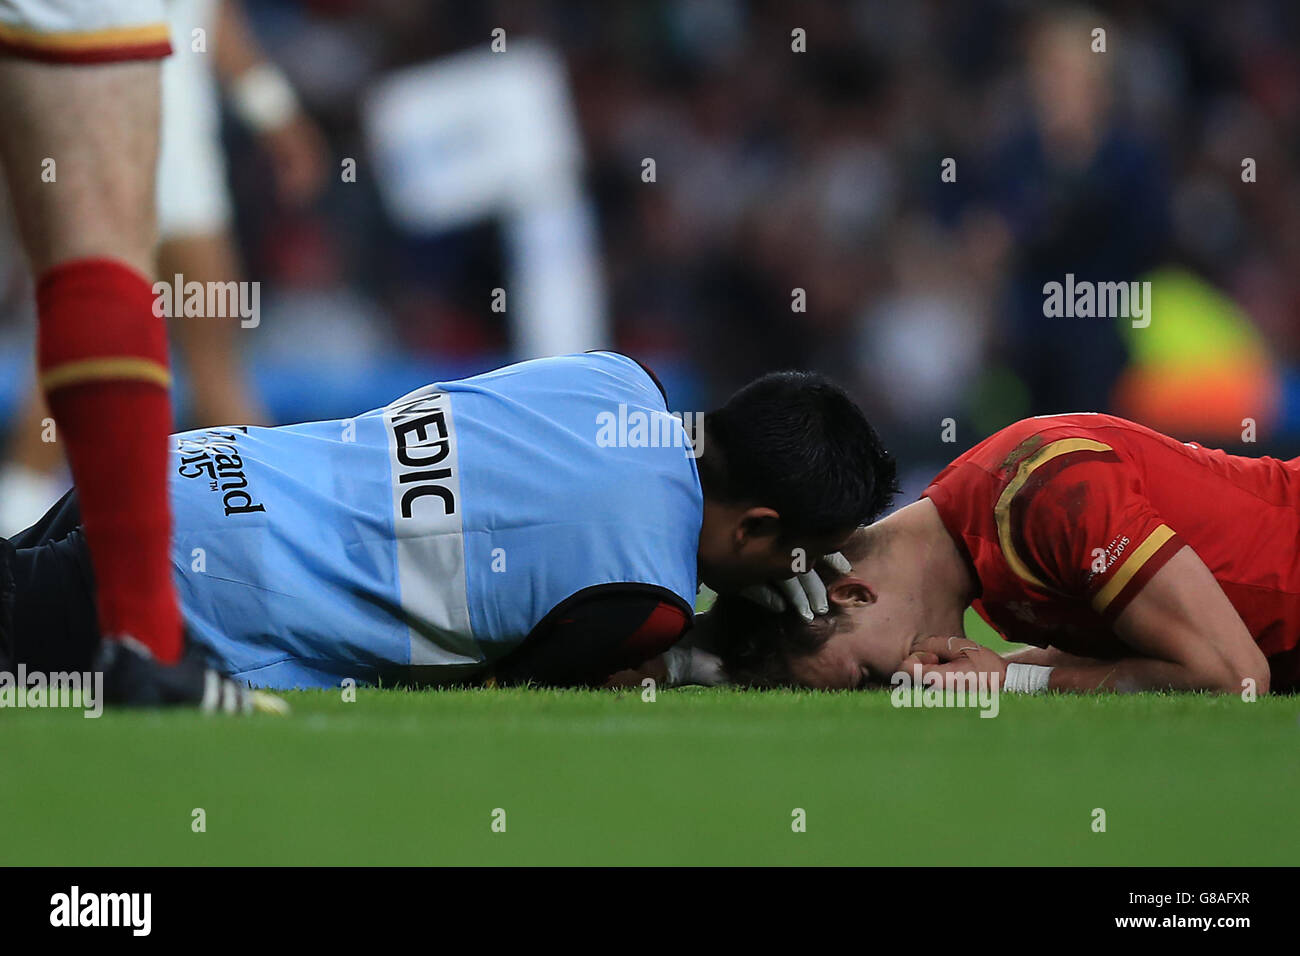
[735,506,781,548]
[828,577,875,608]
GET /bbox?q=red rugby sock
[36,258,181,663]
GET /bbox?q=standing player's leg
[0,56,182,663]
[0,388,66,536]
[156,0,267,428]
[160,236,266,427]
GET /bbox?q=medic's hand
[739,552,853,622]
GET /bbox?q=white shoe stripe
[201,671,220,713]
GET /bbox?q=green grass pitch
[4,675,1296,865]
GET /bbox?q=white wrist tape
[230,64,300,132]
[1003,663,1053,694]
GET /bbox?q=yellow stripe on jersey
[0,21,169,53]
[994,437,1114,593]
[41,357,172,391]
[1092,524,1176,614]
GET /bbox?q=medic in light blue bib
[169,352,703,689]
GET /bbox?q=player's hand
[902,635,1007,687]
[740,552,852,621]
[259,113,329,206]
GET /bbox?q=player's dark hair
[698,371,898,538]
[708,593,839,687]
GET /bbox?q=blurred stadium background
[3,0,1299,528]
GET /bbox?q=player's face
[785,603,906,691]
[787,635,875,689]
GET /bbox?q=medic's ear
[735,506,781,546]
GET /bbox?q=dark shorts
[0,490,101,674]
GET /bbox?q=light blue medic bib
[169,352,703,689]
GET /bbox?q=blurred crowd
[3,0,1299,498]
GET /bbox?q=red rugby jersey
[923,414,1300,689]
